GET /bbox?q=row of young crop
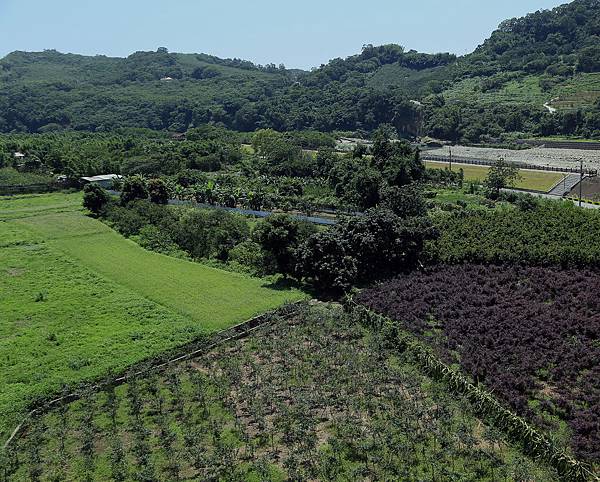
[344,298,598,482]
[2,302,301,453]
[2,302,559,481]
[426,201,600,266]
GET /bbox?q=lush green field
[425,161,564,192]
[0,193,302,442]
[0,191,83,221]
[17,211,301,328]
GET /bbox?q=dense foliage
[1,1,599,140]
[297,209,436,292]
[2,304,556,481]
[356,264,600,464]
[427,201,600,266]
[463,0,600,77]
[82,183,109,215]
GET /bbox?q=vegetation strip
[2,302,301,451]
[345,298,598,481]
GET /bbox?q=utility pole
[579,158,583,207]
[449,146,452,172]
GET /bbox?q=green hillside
[0,0,599,140]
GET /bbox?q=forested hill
[0,49,293,133]
[1,0,599,141]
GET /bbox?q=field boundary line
[2,301,303,451]
[345,298,598,482]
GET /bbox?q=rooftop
[80,174,121,182]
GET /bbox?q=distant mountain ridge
[0,0,599,141]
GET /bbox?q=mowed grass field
[425,160,564,192]
[0,193,303,442]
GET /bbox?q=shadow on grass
[261,276,346,302]
[262,276,303,291]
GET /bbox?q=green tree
[577,45,600,73]
[251,129,302,164]
[172,209,249,260]
[379,183,427,218]
[83,183,110,216]
[120,175,148,204]
[148,178,169,204]
[253,214,316,277]
[296,209,437,293]
[484,157,520,199]
[330,157,383,210]
[296,230,357,293]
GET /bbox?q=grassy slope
[0,193,302,441]
[17,211,301,328]
[425,161,564,192]
[443,72,600,112]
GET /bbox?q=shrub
[148,178,169,204]
[103,203,146,237]
[228,240,276,276]
[83,183,110,215]
[120,175,148,205]
[172,209,250,260]
[134,225,187,258]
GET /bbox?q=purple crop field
[356,265,600,464]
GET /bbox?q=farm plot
[427,145,600,170]
[0,193,302,443]
[3,303,557,481]
[15,211,301,329]
[356,265,600,468]
[0,191,83,221]
[424,160,564,192]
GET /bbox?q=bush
[120,175,148,205]
[134,225,187,258]
[103,203,147,237]
[253,214,316,276]
[83,183,110,215]
[148,178,169,204]
[172,209,250,260]
[228,240,276,276]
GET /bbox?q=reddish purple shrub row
[356,264,600,463]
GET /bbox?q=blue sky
[0,0,567,69]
